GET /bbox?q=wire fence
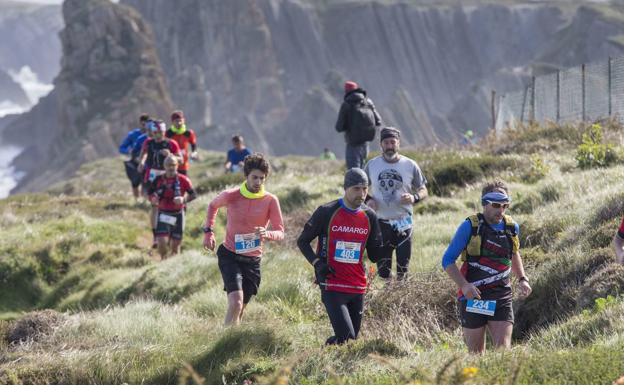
[495,57,624,131]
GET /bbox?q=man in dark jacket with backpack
[335,81,382,169]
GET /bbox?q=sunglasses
[489,202,509,209]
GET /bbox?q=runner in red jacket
[297,168,383,345]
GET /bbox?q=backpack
[460,213,519,262]
[349,98,377,143]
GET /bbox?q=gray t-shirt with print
[364,155,427,220]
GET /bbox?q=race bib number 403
[334,241,362,264]
[466,299,497,316]
[235,233,261,254]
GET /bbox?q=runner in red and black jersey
[148,155,197,260]
[137,120,182,248]
[166,110,198,175]
[297,168,383,345]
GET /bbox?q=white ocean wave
[0,100,26,118]
[0,145,24,199]
[9,66,53,105]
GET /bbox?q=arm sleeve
[441,220,473,269]
[132,136,144,156]
[370,99,382,126]
[335,102,349,133]
[265,196,285,241]
[182,177,197,203]
[190,131,197,152]
[297,207,324,265]
[169,140,181,155]
[118,132,133,154]
[365,211,384,262]
[205,190,232,227]
[411,162,427,190]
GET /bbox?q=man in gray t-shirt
[364,127,428,280]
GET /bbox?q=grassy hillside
[2,120,624,384]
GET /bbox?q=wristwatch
[519,276,529,283]
[202,226,213,234]
[413,192,420,203]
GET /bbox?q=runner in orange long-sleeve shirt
[203,153,284,326]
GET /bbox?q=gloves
[314,261,334,283]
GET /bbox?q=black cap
[344,168,369,189]
[380,127,401,141]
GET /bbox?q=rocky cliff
[0,68,29,107]
[122,0,624,156]
[0,0,63,83]
[3,0,173,193]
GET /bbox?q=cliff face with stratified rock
[3,0,173,193]
[122,0,624,157]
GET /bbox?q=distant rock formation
[123,0,624,155]
[0,0,63,83]
[3,0,173,193]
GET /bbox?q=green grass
[3,126,624,384]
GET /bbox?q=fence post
[520,86,528,123]
[530,76,536,122]
[582,63,586,121]
[556,69,560,123]
[491,89,496,131]
[608,57,612,116]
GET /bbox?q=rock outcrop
[121,0,624,155]
[0,68,29,107]
[0,0,63,83]
[3,0,173,193]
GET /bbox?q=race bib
[235,233,261,253]
[389,215,413,232]
[466,299,497,316]
[158,213,177,226]
[334,241,362,264]
[149,169,166,182]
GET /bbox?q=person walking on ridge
[335,81,382,169]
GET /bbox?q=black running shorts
[458,297,514,329]
[154,210,184,240]
[217,244,261,304]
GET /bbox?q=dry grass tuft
[5,310,64,345]
[364,272,458,347]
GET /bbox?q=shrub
[425,155,520,196]
[576,123,619,169]
[576,264,624,310]
[194,173,245,194]
[513,248,612,338]
[6,310,64,344]
[521,155,550,183]
[364,271,457,348]
[277,187,320,214]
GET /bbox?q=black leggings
[376,221,412,279]
[321,290,364,345]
